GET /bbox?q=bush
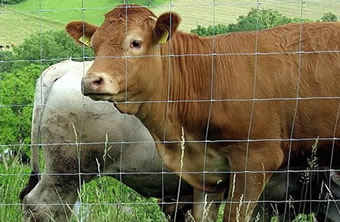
[13,30,93,65]
[0,30,93,73]
[0,64,43,152]
[228,8,294,32]
[320,12,338,22]
[1,0,26,4]
[190,24,230,37]
[191,8,313,36]
[0,51,15,73]
[0,30,94,156]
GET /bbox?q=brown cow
[66,4,340,221]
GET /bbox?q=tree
[0,30,93,73]
[227,8,293,32]
[320,12,338,22]
[0,51,15,73]
[190,24,230,37]
[1,0,26,4]
[191,8,312,36]
[0,64,43,153]
[13,30,93,65]
[0,30,94,156]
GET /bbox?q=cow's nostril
[93,77,103,86]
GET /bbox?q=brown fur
[66,4,340,222]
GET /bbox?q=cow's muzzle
[81,73,120,101]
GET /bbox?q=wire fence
[1,0,340,221]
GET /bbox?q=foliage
[0,30,93,150]
[13,30,93,68]
[1,0,26,4]
[0,64,43,152]
[120,0,156,5]
[0,30,93,73]
[0,51,15,73]
[292,213,316,222]
[189,24,230,37]
[320,12,338,22]
[0,30,95,156]
[0,162,30,221]
[191,8,313,36]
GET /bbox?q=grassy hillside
[1,0,168,46]
[5,0,168,26]
[152,0,340,31]
[0,8,63,46]
[3,0,340,42]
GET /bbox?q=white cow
[19,60,192,222]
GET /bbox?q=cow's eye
[130,40,142,49]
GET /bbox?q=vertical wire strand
[162,0,174,218]
[76,0,87,220]
[323,93,340,220]
[118,4,130,221]
[237,0,261,220]
[202,0,217,218]
[37,0,43,183]
[282,1,305,221]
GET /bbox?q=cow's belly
[158,141,230,193]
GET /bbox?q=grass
[1,0,340,46]
[0,159,317,222]
[0,160,30,222]
[0,8,63,46]
[0,138,321,222]
[70,177,166,222]
[152,0,340,31]
[4,0,168,26]
[0,158,167,222]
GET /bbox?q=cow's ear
[153,12,181,44]
[65,21,98,47]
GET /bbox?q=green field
[5,0,168,26]
[0,8,63,46]
[1,0,340,45]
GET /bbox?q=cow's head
[66,4,181,114]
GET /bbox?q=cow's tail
[19,77,44,201]
[19,61,66,201]
[19,102,41,201]
[30,101,41,176]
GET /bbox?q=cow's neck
[161,32,217,102]
[137,32,224,140]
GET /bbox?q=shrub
[320,12,338,22]
[0,64,43,152]
[12,30,93,65]
[0,30,93,156]
[191,8,312,36]
[1,0,26,4]
[0,30,93,73]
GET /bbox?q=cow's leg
[223,142,284,222]
[192,189,224,222]
[159,194,193,222]
[22,173,80,222]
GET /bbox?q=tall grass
[0,157,30,222]
[70,177,166,222]
[0,159,166,221]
